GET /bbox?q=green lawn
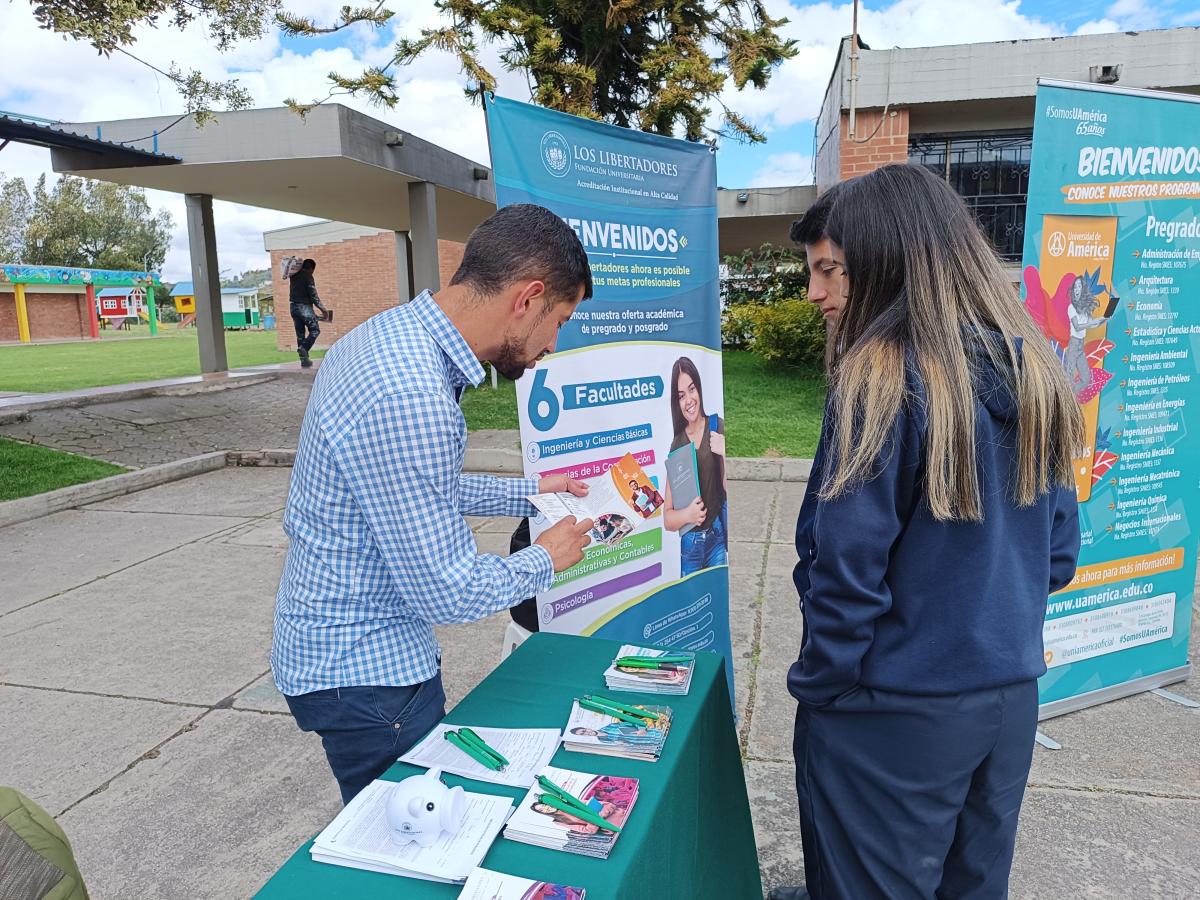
[461,351,826,457]
[0,333,824,457]
[0,438,126,502]
[0,328,323,393]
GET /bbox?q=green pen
[616,653,691,665]
[457,727,510,767]
[536,774,598,815]
[579,697,648,726]
[584,695,660,722]
[536,773,575,799]
[536,773,581,802]
[535,775,622,831]
[537,793,622,833]
[445,730,502,770]
[614,658,686,671]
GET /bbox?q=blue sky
[0,0,1197,277]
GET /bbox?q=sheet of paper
[529,492,592,522]
[309,851,451,883]
[460,867,587,900]
[398,725,561,788]
[311,780,511,882]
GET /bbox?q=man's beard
[493,333,533,381]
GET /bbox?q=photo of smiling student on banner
[663,356,727,576]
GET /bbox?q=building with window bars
[814,27,1200,270]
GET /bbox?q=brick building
[263,221,465,351]
[815,27,1200,268]
[0,265,160,343]
[0,284,92,342]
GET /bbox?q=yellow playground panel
[172,287,196,314]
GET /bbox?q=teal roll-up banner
[1021,79,1197,716]
[485,96,734,699]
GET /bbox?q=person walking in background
[289,258,328,368]
[769,164,1083,900]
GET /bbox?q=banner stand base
[1038,664,1192,721]
[1150,687,1200,708]
[1034,731,1063,751]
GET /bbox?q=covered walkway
[25,104,811,374]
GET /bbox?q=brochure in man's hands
[529,452,664,548]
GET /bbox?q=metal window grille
[908,131,1033,262]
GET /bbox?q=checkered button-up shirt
[271,291,553,696]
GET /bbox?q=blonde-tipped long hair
[819,164,1083,521]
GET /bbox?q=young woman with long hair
[773,164,1083,900]
[662,356,728,575]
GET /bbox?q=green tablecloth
[256,632,762,899]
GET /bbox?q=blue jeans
[285,675,446,804]
[681,502,728,575]
[290,301,320,353]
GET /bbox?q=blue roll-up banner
[1021,79,1197,717]
[485,95,734,698]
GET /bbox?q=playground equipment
[170,282,196,327]
[221,287,261,328]
[0,264,159,342]
[96,286,146,328]
[171,282,260,328]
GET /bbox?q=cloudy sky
[0,0,1195,280]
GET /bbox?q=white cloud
[0,0,517,279]
[1104,0,1163,29]
[1073,17,1123,34]
[718,0,1072,140]
[747,152,817,187]
[0,0,1156,279]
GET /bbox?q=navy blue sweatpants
[793,680,1038,900]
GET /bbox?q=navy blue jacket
[789,348,1081,705]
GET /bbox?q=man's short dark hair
[789,183,846,246]
[301,258,316,271]
[451,204,592,306]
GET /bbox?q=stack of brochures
[503,765,639,860]
[604,644,696,696]
[562,697,673,761]
[460,867,586,899]
[310,779,512,883]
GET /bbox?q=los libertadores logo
[540,131,573,178]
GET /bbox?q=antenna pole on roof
[848,0,860,140]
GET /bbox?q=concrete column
[407,181,440,293]
[394,230,413,304]
[185,193,228,373]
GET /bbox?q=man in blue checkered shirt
[273,205,595,803]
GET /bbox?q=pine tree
[32,0,795,141]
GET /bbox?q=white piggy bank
[385,767,466,847]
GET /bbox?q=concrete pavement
[2,463,1198,897]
